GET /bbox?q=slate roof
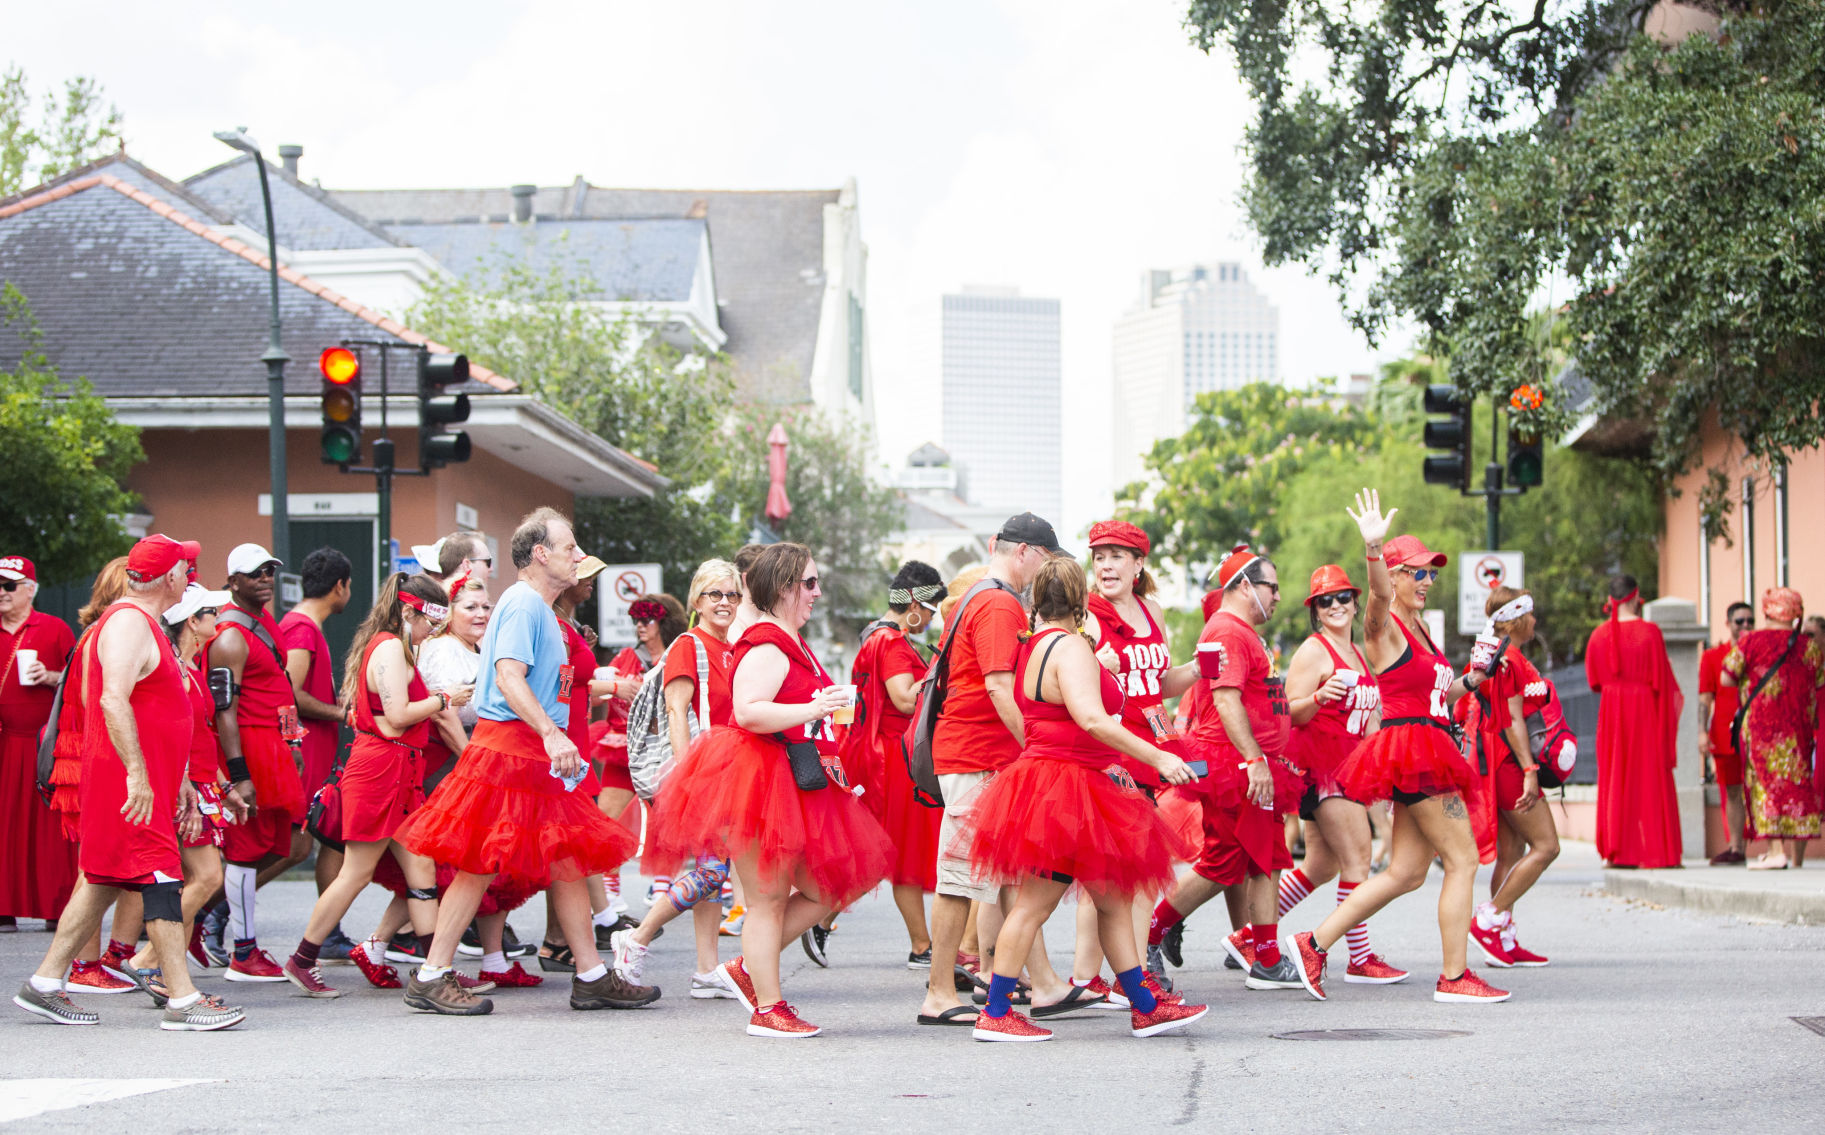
[183,155,404,252]
[0,172,509,398]
[333,184,839,402]
[385,217,707,302]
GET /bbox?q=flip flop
[916,1005,980,1026]
[1030,982,1108,1018]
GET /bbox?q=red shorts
[221,804,295,863]
[1712,749,1743,789]
[85,872,175,890]
[1494,758,1526,813]
[1192,799,1291,884]
[181,782,228,849]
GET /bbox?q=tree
[1,67,123,196]
[1183,1,1825,484]
[0,285,141,582]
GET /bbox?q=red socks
[1253,921,1282,966]
[1148,898,1185,946]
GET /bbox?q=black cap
[995,512,1065,555]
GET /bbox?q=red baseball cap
[1087,520,1150,559]
[1304,564,1361,606]
[0,555,34,582]
[1383,534,1447,569]
[126,534,201,583]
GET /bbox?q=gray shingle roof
[183,155,402,252]
[387,217,706,302]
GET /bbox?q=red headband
[399,591,450,622]
[1603,588,1639,622]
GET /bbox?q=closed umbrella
[764,422,793,524]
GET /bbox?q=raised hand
[1347,488,1397,547]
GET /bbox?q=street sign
[1459,550,1524,634]
[278,572,303,612]
[598,562,662,646]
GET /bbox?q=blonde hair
[687,558,740,618]
[432,578,489,639]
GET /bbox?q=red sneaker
[350,941,401,989]
[64,959,134,995]
[1131,999,1209,1038]
[99,941,135,983]
[282,957,342,999]
[478,961,544,987]
[1501,928,1549,967]
[1222,927,1256,971]
[1292,931,1327,1001]
[1344,953,1411,984]
[225,948,287,983]
[187,923,214,970]
[1434,969,1511,1003]
[972,1008,1052,1042]
[1084,975,1127,1009]
[452,971,497,994]
[1141,970,1185,1007]
[748,1000,821,1038]
[718,956,758,1011]
[1470,921,1514,968]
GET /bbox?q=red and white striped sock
[1277,869,1313,919]
[1336,881,1372,965]
[605,871,622,899]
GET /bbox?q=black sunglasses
[1313,591,1356,610]
[241,564,278,580]
[1730,616,1754,627]
[800,576,820,592]
[0,581,19,592]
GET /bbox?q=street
[2,843,1820,1132]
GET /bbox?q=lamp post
[214,127,291,571]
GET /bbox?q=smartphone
[1185,759,1209,778]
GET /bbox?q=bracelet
[436,691,450,711]
[1364,553,1383,562]
[225,756,250,783]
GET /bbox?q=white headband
[1486,594,1534,631]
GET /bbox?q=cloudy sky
[13,0,1398,539]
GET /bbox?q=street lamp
[214,127,291,572]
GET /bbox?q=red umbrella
[764,422,792,524]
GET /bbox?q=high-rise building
[941,288,1062,524]
[1111,263,1280,489]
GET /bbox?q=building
[940,288,1062,523]
[881,443,997,574]
[1111,263,1281,489]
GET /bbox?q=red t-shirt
[206,606,296,726]
[1190,611,1289,761]
[0,610,75,735]
[1698,641,1741,756]
[278,610,338,776]
[932,586,1026,775]
[661,626,735,728]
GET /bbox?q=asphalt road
[2,842,1820,1132]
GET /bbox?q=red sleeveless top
[1016,628,1126,769]
[205,606,295,724]
[355,632,430,751]
[1088,593,1180,787]
[733,621,836,754]
[182,660,226,784]
[1377,615,1455,724]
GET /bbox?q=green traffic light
[322,427,358,464]
[1510,450,1543,487]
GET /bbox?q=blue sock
[1115,966,1157,1014]
[233,937,256,962]
[986,973,1020,1019]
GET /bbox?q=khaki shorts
[936,770,1000,902]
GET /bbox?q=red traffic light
[319,347,360,385]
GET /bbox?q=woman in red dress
[966,554,1204,1042]
[597,593,687,908]
[1277,564,1406,984]
[1586,574,1683,869]
[1722,587,1823,869]
[282,573,466,997]
[1291,489,1507,1004]
[646,543,892,1038]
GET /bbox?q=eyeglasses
[1312,592,1355,610]
[468,556,493,568]
[701,589,741,604]
[800,576,821,592]
[1399,568,1440,583]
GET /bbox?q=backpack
[900,578,1019,809]
[626,634,710,801]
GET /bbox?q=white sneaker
[609,929,647,984]
[690,971,735,999]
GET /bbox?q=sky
[10,0,1399,541]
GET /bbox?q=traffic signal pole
[1485,393,1503,550]
[341,340,427,573]
[1423,387,1523,550]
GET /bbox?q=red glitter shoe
[972,1008,1052,1043]
[748,1000,821,1038]
[350,942,402,990]
[717,956,757,1011]
[1434,969,1511,1003]
[1130,998,1208,1038]
[477,961,543,988]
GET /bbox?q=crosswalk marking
[0,1079,217,1124]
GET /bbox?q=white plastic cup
[593,666,615,681]
[15,648,37,684]
[1333,669,1360,688]
[829,683,858,725]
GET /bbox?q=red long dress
[838,621,938,888]
[1586,617,1683,868]
[0,610,79,917]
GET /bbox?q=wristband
[226,756,250,783]
[1364,554,1382,562]
[1244,754,1265,768]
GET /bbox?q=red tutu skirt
[879,734,940,890]
[1187,737,1307,820]
[644,727,891,908]
[1290,721,1360,800]
[1155,784,1204,862]
[339,735,424,844]
[962,755,1183,897]
[395,719,637,885]
[1336,720,1475,802]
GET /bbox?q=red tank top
[1016,628,1126,769]
[355,632,430,750]
[206,606,296,725]
[83,603,191,792]
[1088,594,1180,786]
[560,620,597,760]
[732,621,835,753]
[1306,634,1382,738]
[182,660,226,783]
[1377,615,1454,724]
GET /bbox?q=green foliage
[1184,1,1825,481]
[1,66,123,196]
[0,285,141,582]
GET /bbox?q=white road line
[0,1080,218,1124]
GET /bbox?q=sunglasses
[0,581,19,592]
[632,618,658,627]
[801,576,821,592]
[197,607,219,619]
[468,556,493,568]
[1313,592,1356,610]
[1731,617,1754,627]
[1250,579,1280,594]
[242,565,278,580]
[1399,568,1440,583]
[701,589,742,605]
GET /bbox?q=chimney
[511,184,536,223]
[278,144,302,176]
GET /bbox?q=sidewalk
[1602,858,1825,925]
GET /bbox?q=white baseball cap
[410,539,446,570]
[164,582,232,626]
[226,543,282,576]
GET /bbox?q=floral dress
[1723,630,1824,839]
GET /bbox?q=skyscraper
[941,287,1063,524]
[1111,263,1280,489]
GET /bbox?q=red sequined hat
[1087,520,1150,559]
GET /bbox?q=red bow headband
[399,591,449,622]
[1603,588,1639,622]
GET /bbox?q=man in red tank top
[14,535,244,1030]
[206,543,309,983]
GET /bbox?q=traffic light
[416,351,472,470]
[1421,384,1472,490]
[319,346,361,465]
[1507,421,1544,488]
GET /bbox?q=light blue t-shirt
[474,581,569,728]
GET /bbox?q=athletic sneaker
[159,993,245,1032]
[719,905,746,937]
[479,962,543,988]
[1131,999,1209,1038]
[1500,926,1549,966]
[500,923,535,958]
[457,924,484,958]
[452,971,497,994]
[748,1000,820,1038]
[225,948,287,983]
[1344,954,1411,984]
[14,981,99,1025]
[1222,927,1257,972]
[385,934,430,965]
[1161,920,1186,968]
[100,940,134,981]
[187,922,214,970]
[1223,952,1242,971]
[717,956,758,1011]
[571,968,660,1010]
[609,929,649,984]
[351,943,402,989]
[1469,921,1514,968]
[972,1009,1052,1042]
[320,926,357,963]
[907,949,932,970]
[1142,971,1185,1007]
[1291,931,1327,1001]
[1245,956,1305,990]
[691,971,736,999]
[403,970,493,1015]
[65,959,134,995]
[1084,976,1127,1009]
[198,906,228,966]
[1434,969,1511,1003]
[801,924,830,967]
[282,957,341,998]
[1143,942,1174,992]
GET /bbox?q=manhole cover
[1793,1017,1825,1037]
[1273,1029,1471,1041]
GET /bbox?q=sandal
[537,941,576,973]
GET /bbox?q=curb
[1603,869,1825,925]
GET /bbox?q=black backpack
[900,578,1018,808]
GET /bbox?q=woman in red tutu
[967,554,1207,1043]
[646,542,891,1038]
[282,573,466,998]
[1291,490,1504,1004]
[597,593,686,907]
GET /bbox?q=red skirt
[340,734,424,844]
[962,755,1183,897]
[644,727,891,908]
[240,724,306,815]
[373,854,541,916]
[1155,784,1204,861]
[48,715,83,841]
[395,719,637,885]
[879,732,940,890]
[0,731,79,917]
[1290,721,1360,800]
[1336,720,1476,802]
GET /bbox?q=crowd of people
[0,487,1816,1038]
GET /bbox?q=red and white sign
[1458,551,1524,635]
[598,562,663,647]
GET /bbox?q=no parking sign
[597,563,662,646]
[1458,551,1523,634]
